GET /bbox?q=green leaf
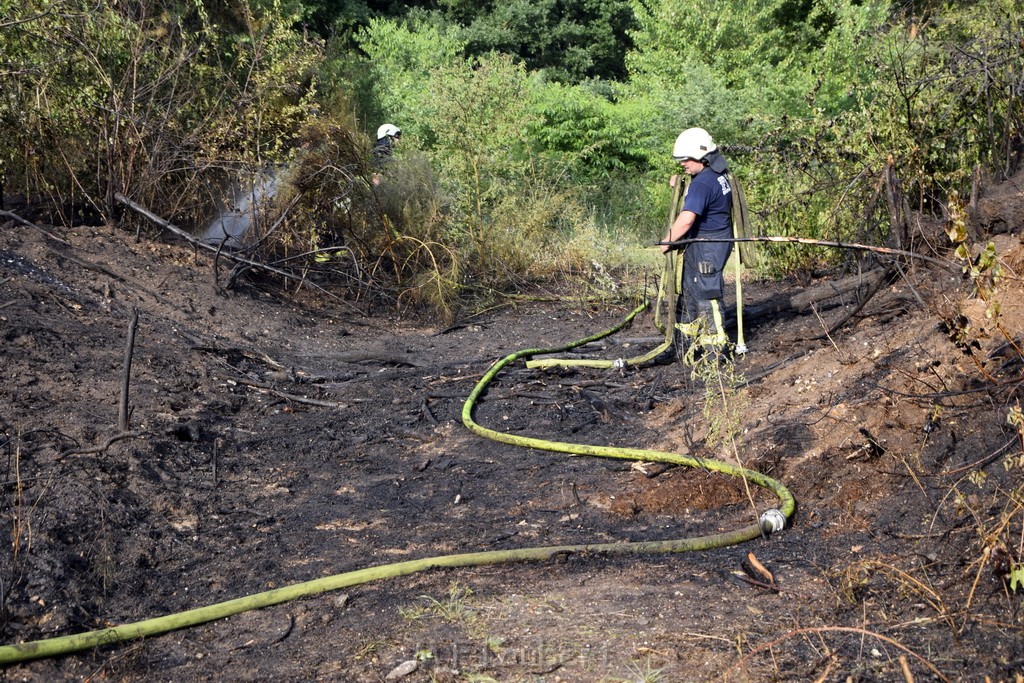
[1010,563,1024,593]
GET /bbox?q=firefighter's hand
[669,174,679,188]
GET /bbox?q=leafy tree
[441,0,635,83]
[421,54,538,251]
[293,0,413,40]
[627,0,889,122]
[356,16,467,147]
[852,0,1023,195]
[0,0,322,223]
[528,82,652,178]
[723,0,1022,275]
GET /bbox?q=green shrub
[0,0,322,225]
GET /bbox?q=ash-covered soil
[2,208,1024,682]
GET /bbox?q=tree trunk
[740,269,890,325]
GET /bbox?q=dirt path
[1,221,1023,682]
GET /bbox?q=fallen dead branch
[118,308,139,431]
[743,269,892,324]
[330,350,426,367]
[226,376,351,410]
[942,436,1018,476]
[0,209,72,245]
[728,625,950,682]
[814,265,896,337]
[114,192,363,315]
[845,560,956,631]
[192,344,289,371]
[195,342,424,371]
[662,234,957,271]
[59,430,146,458]
[53,250,126,281]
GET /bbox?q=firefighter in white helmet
[372,123,401,161]
[660,127,732,354]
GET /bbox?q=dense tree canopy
[441,0,635,82]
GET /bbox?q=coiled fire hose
[0,305,795,666]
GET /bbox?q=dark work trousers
[678,236,732,343]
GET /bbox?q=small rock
[385,660,418,681]
[333,593,350,609]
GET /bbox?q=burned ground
[1,205,1024,681]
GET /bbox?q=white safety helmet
[376,123,401,141]
[672,127,716,161]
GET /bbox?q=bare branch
[114,192,364,315]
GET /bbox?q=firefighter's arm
[661,210,697,253]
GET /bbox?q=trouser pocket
[684,242,726,300]
[694,265,723,300]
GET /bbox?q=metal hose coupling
[759,509,787,534]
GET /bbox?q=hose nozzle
[759,509,787,534]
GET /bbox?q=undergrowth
[825,204,1024,676]
[1,0,1020,322]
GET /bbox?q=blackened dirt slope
[1,208,1023,682]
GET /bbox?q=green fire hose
[0,307,795,666]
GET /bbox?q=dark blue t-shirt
[683,167,732,235]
